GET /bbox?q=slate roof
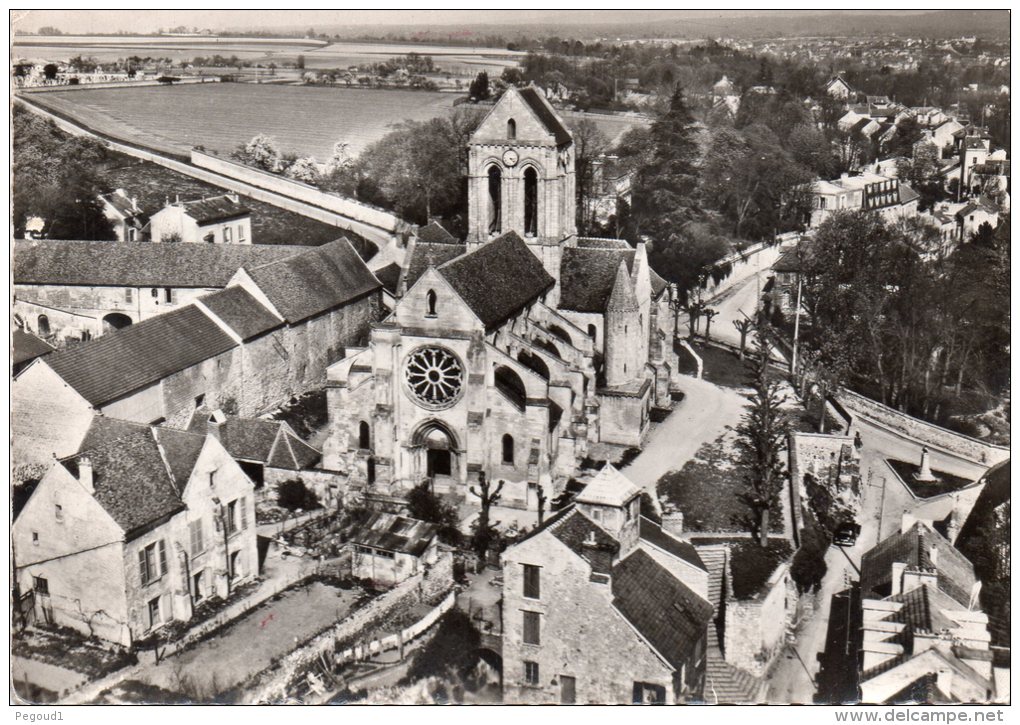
[403,242,467,291]
[12,328,54,367]
[575,463,641,507]
[612,549,714,670]
[243,238,381,323]
[100,190,149,226]
[44,305,238,407]
[887,583,960,633]
[577,237,633,250]
[350,512,438,556]
[266,428,321,470]
[374,262,402,296]
[898,183,921,205]
[185,410,320,470]
[438,231,555,329]
[180,195,250,225]
[14,239,307,288]
[559,247,634,313]
[518,86,572,146]
[861,521,977,606]
[65,430,185,538]
[152,427,207,492]
[78,416,149,453]
[198,285,282,341]
[639,517,706,571]
[416,220,458,244]
[883,673,950,705]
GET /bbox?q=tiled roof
[350,512,438,556]
[887,583,959,633]
[152,427,207,492]
[575,463,641,507]
[438,231,555,329]
[266,428,321,470]
[695,545,728,611]
[606,260,639,312]
[186,410,320,469]
[374,262,402,296]
[100,190,149,225]
[774,247,803,273]
[65,430,185,538]
[78,416,149,453]
[548,508,619,574]
[416,221,458,244]
[198,285,282,341]
[861,521,977,606]
[14,239,306,288]
[180,195,250,225]
[612,549,714,670]
[12,328,54,367]
[898,183,920,205]
[403,242,467,291]
[45,305,238,407]
[518,86,572,146]
[244,238,381,323]
[705,645,764,704]
[577,237,632,250]
[639,518,706,571]
[883,673,950,705]
[559,247,636,313]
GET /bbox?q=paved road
[623,376,748,506]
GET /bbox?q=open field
[22,82,649,161]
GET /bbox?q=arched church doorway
[102,312,133,333]
[411,419,460,489]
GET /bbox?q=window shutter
[158,540,168,577]
[138,549,148,584]
[240,497,248,530]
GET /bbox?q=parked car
[833,522,861,547]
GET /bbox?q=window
[125,288,133,303]
[524,661,540,686]
[367,456,376,485]
[37,315,49,336]
[524,167,538,237]
[164,288,173,304]
[237,225,246,242]
[425,289,438,317]
[591,508,602,522]
[229,550,242,580]
[507,118,517,139]
[632,682,666,704]
[34,576,49,596]
[151,288,159,299]
[194,393,205,408]
[359,421,371,449]
[128,228,137,242]
[502,434,514,465]
[139,540,167,585]
[560,675,576,704]
[522,611,541,645]
[193,571,205,601]
[147,596,162,629]
[224,227,233,243]
[227,500,238,534]
[54,504,63,523]
[587,324,596,339]
[189,519,205,557]
[523,564,540,599]
[487,166,502,234]
[32,531,39,546]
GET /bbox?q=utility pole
[791,275,803,375]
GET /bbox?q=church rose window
[404,346,465,410]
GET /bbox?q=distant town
[10,9,1010,707]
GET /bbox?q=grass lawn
[102,154,376,254]
[675,340,752,389]
[656,439,783,534]
[885,459,977,499]
[135,580,365,700]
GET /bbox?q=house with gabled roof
[99,189,150,242]
[500,464,713,704]
[825,75,855,100]
[348,512,440,586]
[12,426,257,646]
[148,193,252,244]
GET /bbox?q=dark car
[833,522,861,547]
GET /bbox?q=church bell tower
[466,86,576,279]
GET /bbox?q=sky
[12,9,935,36]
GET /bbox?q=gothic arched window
[502,434,514,465]
[587,324,597,339]
[358,421,371,450]
[426,289,438,317]
[487,166,502,235]
[37,314,50,336]
[507,118,517,139]
[524,167,538,237]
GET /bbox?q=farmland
[21,82,650,161]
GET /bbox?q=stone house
[13,239,306,342]
[12,239,383,466]
[500,465,713,704]
[955,198,999,239]
[99,189,149,242]
[825,76,854,100]
[12,426,257,646]
[809,172,919,228]
[858,520,997,703]
[148,194,252,244]
[348,512,439,586]
[322,86,677,511]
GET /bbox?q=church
[322,86,679,509]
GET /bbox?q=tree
[702,308,719,341]
[43,63,58,80]
[232,133,280,172]
[568,118,609,235]
[469,472,504,557]
[468,71,490,100]
[406,481,462,546]
[791,523,829,594]
[296,54,305,70]
[896,141,943,211]
[284,157,320,184]
[735,326,789,546]
[733,317,754,359]
[277,479,321,511]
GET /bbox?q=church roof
[197,285,282,341]
[518,86,572,146]
[576,463,642,507]
[403,241,467,291]
[607,260,640,312]
[438,231,555,330]
[416,220,459,244]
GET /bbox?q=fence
[837,388,1009,466]
[336,590,455,665]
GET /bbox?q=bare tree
[469,472,503,557]
[702,308,719,341]
[733,317,754,359]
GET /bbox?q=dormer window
[507,118,517,139]
[426,289,438,317]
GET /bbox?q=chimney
[131,196,139,212]
[227,192,240,205]
[662,511,684,538]
[78,456,94,494]
[936,668,954,698]
[890,561,907,595]
[207,409,226,440]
